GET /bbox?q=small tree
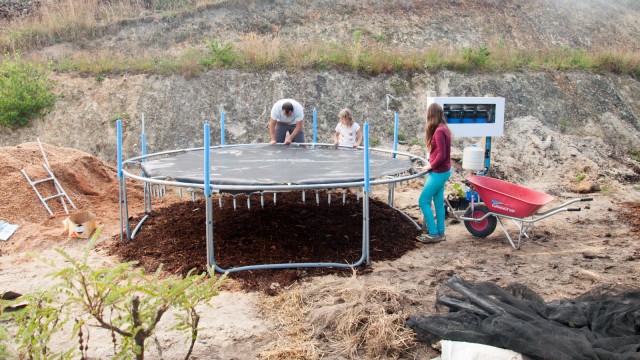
[52,243,226,360]
[0,54,56,128]
[2,239,225,360]
[0,291,74,360]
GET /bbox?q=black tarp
[141,145,414,186]
[407,275,640,360]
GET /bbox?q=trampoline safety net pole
[204,123,215,266]
[141,113,150,214]
[393,112,399,158]
[363,122,371,265]
[312,108,317,146]
[117,119,131,241]
[388,112,399,207]
[220,111,225,146]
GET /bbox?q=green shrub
[559,117,569,133]
[201,39,235,67]
[0,55,56,128]
[461,46,491,70]
[630,148,640,162]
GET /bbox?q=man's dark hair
[282,102,294,114]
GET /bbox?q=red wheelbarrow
[458,175,593,249]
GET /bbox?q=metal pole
[204,123,214,266]
[388,112,399,206]
[363,122,371,265]
[393,112,398,158]
[117,120,131,241]
[141,114,151,214]
[312,108,317,145]
[484,136,491,175]
[221,111,225,146]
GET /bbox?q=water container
[462,110,475,123]
[462,145,485,171]
[447,110,461,124]
[475,110,488,123]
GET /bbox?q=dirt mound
[105,191,420,292]
[0,142,142,254]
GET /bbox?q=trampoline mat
[141,145,414,186]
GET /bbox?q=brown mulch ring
[106,191,420,293]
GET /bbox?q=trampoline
[117,120,428,273]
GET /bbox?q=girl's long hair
[425,103,449,149]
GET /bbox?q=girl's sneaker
[416,233,445,244]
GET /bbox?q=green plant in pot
[447,184,469,210]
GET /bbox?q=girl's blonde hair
[339,108,354,126]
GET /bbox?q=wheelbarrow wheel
[463,205,497,238]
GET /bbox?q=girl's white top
[335,122,360,147]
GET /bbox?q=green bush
[201,39,235,68]
[0,55,56,128]
[0,239,226,360]
[462,46,491,70]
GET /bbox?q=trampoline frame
[116,118,428,273]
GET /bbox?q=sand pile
[0,142,142,254]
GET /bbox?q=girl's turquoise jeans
[418,169,452,235]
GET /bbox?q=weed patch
[0,55,56,128]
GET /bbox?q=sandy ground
[1,143,639,359]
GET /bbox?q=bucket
[462,145,485,171]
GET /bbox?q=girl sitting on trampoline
[333,108,362,148]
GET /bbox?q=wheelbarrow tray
[466,175,554,218]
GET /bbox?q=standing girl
[334,108,363,148]
[417,103,452,243]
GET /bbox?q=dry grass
[236,33,282,69]
[258,272,416,359]
[6,6,640,78]
[0,0,230,52]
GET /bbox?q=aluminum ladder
[20,139,77,216]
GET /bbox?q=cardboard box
[63,212,96,239]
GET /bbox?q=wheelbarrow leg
[497,217,522,250]
[511,219,532,239]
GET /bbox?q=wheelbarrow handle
[567,208,582,212]
[580,197,594,202]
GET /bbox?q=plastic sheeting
[407,275,640,360]
[434,340,523,360]
[141,145,414,186]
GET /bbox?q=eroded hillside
[1,0,639,190]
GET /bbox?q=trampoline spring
[261,192,264,208]
[315,191,319,206]
[274,192,277,206]
[247,195,251,210]
[357,190,360,203]
[219,196,222,208]
[328,193,331,206]
[233,196,237,210]
[178,188,182,198]
[302,190,305,203]
[343,191,346,205]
